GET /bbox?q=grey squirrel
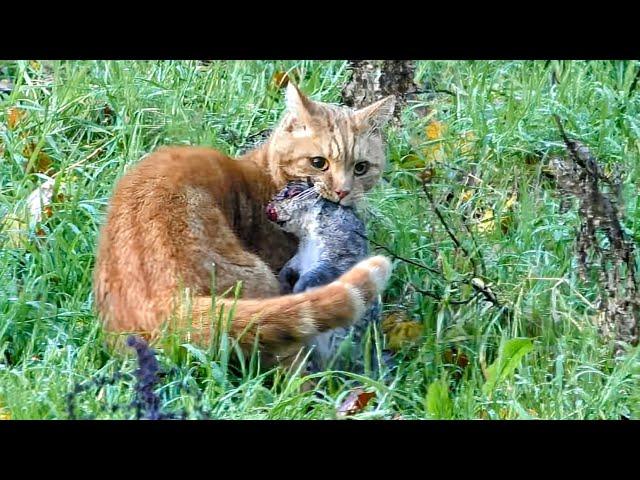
[266,180,387,372]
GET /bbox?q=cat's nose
[335,189,350,200]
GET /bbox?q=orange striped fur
[93,84,395,361]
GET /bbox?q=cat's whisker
[296,188,319,201]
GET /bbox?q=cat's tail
[181,256,392,356]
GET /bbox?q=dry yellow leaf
[425,120,445,140]
[475,208,496,233]
[386,321,423,351]
[460,189,473,203]
[499,193,518,233]
[23,142,54,174]
[474,194,517,235]
[7,107,26,130]
[504,193,517,210]
[0,409,10,420]
[382,311,423,350]
[422,120,446,163]
[381,311,410,333]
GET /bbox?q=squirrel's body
[267,181,382,370]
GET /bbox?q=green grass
[1,60,640,419]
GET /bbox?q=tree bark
[341,60,418,124]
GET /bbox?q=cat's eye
[354,161,370,176]
[310,156,329,171]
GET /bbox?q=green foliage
[482,338,534,397]
[426,374,453,419]
[1,60,640,419]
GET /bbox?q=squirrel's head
[265,180,319,234]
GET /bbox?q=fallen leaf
[385,321,423,351]
[7,107,26,129]
[382,311,424,350]
[504,193,517,210]
[0,409,11,420]
[475,208,496,233]
[23,142,54,174]
[337,388,376,417]
[420,167,436,184]
[460,189,473,203]
[443,347,469,369]
[425,120,445,140]
[423,120,446,163]
[25,177,55,224]
[498,193,518,233]
[381,310,410,332]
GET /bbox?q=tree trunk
[341,60,418,124]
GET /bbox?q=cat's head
[267,83,395,207]
[265,180,319,234]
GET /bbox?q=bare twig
[353,230,442,275]
[551,115,639,352]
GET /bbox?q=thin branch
[553,114,612,186]
[354,230,442,275]
[410,281,480,305]
[421,181,478,275]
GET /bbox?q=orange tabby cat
[94,83,395,363]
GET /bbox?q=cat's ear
[284,82,316,131]
[353,95,396,132]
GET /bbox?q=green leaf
[426,375,453,419]
[482,338,533,396]
[181,343,209,364]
